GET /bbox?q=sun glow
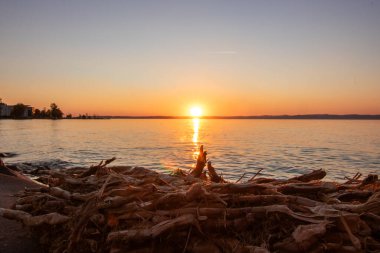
[190,106,203,118]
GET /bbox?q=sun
[190,106,203,118]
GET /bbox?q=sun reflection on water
[192,118,200,159]
[192,118,199,143]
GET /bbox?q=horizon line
[80,114,380,120]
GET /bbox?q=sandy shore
[0,172,44,253]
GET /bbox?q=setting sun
[190,106,203,117]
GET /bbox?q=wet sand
[0,173,44,253]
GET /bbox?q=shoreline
[1,114,380,120]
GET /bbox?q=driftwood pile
[1,146,380,253]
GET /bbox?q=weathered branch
[288,169,326,182]
[190,145,207,177]
[207,161,225,183]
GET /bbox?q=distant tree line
[78,114,95,119]
[10,103,64,119]
[2,100,103,120]
[10,104,30,118]
[33,103,64,119]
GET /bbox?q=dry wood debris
[1,148,380,253]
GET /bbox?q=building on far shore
[0,100,33,118]
[0,102,13,117]
[23,106,33,118]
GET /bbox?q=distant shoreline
[1,114,380,120]
[110,114,380,120]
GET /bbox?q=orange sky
[1,1,380,116]
[2,76,379,116]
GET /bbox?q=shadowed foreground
[0,173,44,253]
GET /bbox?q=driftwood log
[0,158,17,176]
[1,147,379,253]
[190,145,207,177]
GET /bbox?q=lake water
[1,119,380,181]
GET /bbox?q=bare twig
[182,225,192,253]
[248,168,264,181]
[235,172,247,183]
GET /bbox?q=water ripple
[1,119,380,181]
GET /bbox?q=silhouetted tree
[50,103,63,119]
[10,103,27,118]
[40,108,48,118]
[66,113,72,119]
[33,108,41,118]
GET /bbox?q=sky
[1,0,380,116]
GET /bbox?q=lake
[1,119,379,181]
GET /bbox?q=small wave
[0,152,18,158]
[11,159,74,171]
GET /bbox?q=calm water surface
[1,119,380,181]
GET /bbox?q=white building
[0,102,32,118]
[0,103,13,117]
